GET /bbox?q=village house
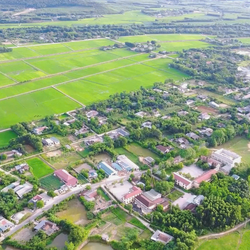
[83,189,98,202]
[84,135,103,146]
[156,145,173,154]
[33,126,48,135]
[116,155,140,171]
[122,186,142,204]
[174,137,190,149]
[0,217,14,233]
[144,157,155,166]
[200,156,221,168]
[209,101,220,109]
[186,132,200,140]
[14,182,33,199]
[14,163,29,174]
[151,230,174,245]
[199,113,211,120]
[54,169,78,187]
[86,110,99,119]
[178,110,189,116]
[42,137,60,147]
[134,189,167,214]
[75,125,89,136]
[29,194,43,204]
[193,169,218,188]
[173,172,193,190]
[212,149,241,174]
[197,128,213,137]
[135,111,147,118]
[63,118,76,126]
[98,162,117,177]
[173,156,183,164]
[186,100,195,106]
[88,170,98,179]
[141,121,152,129]
[34,220,59,236]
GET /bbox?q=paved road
[2,174,126,240]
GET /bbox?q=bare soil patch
[196,106,218,114]
[46,150,62,157]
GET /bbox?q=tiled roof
[123,186,142,200]
[174,172,192,186]
[194,169,217,184]
[54,169,77,186]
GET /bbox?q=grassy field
[0,88,80,129]
[0,130,17,148]
[196,223,250,250]
[97,187,110,201]
[129,218,147,230]
[126,143,159,159]
[43,151,83,169]
[216,136,250,164]
[167,189,183,201]
[39,174,63,190]
[56,198,88,224]
[26,157,54,179]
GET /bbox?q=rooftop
[54,169,77,186]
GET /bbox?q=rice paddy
[0,36,209,129]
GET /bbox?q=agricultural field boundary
[52,86,85,107]
[0,53,142,90]
[0,55,167,102]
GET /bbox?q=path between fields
[52,86,85,107]
[198,219,250,241]
[0,46,109,65]
[0,52,142,90]
[0,55,169,102]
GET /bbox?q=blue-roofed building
[111,163,123,171]
[98,162,117,177]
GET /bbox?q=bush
[86,211,94,220]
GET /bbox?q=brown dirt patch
[196,106,218,114]
[46,150,62,157]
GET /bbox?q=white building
[151,230,174,245]
[116,155,139,171]
[209,101,220,109]
[173,172,193,190]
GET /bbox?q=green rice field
[196,223,250,250]
[39,174,63,191]
[0,36,209,129]
[26,157,54,179]
[0,130,17,148]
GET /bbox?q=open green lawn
[216,136,250,164]
[167,189,183,202]
[126,143,159,159]
[0,88,80,129]
[26,157,54,179]
[0,130,17,148]
[39,174,63,191]
[56,198,87,224]
[196,223,250,250]
[29,43,71,55]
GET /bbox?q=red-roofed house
[193,169,217,188]
[173,172,193,190]
[156,145,172,154]
[54,169,78,187]
[122,186,142,204]
[30,194,43,204]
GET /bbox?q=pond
[49,233,68,249]
[81,242,113,250]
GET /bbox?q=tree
[47,190,57,198]
[86,185,91,190]
[28,203,34,209]
[86,211,94,220]
[65,242,75,250]
[36,200,44,208]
